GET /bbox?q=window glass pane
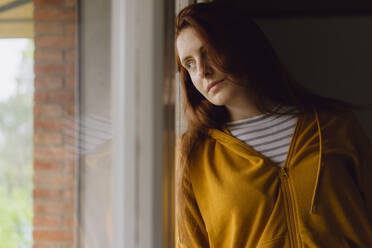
[0,38,34,247]
[78,0,113,247]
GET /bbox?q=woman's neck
[226,100,277,122]
[227,105,263,121]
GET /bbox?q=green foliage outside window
[0,39,34,248]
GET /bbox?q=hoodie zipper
[278,111,304,248]
[280,167,301,247]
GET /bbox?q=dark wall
[214,0,372,138]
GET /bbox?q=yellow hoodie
[177,108,372,247]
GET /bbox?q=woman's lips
[207,79,225,92]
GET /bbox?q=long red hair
[175,2,368,245]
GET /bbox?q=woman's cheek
[191,77,204,95]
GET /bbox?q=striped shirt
[225,104,300,167]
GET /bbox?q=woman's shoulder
[315,106,370,148]
[176,130,211,162]
[317,106,362,128]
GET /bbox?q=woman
[175,2,372,248]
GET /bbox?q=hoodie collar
[310,107,322,214]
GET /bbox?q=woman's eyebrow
[182,55,193,64]
[181,46,205,64]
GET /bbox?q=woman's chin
[209,96,229,106]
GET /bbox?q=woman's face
[176,27,249,107]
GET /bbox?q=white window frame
[110,0,199,247]
[111,0,165,247]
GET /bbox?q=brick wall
[33,0,77,247]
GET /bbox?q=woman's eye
[185,61,193,69]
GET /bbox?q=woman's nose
[197,60,213,78]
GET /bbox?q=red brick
[34,0,64,6]
[63,188,74,201]
[63,104,74,117]
[32,243,60,248]
[34,173,74,187]
[34,160,63,171]
[63,134,75,150]
[35,64,70,75]
[65,49,75,62]
[34,118,74,132]
[34,8,75,21]
[63,128,75,139]
[64,76,75,89]
[64,215,74,227]
[34,118,64,131]
[33,1,77,245]
[35,49,63,62]
[35,35,75,48]
[35,76,63,89]
[34,132,63,145]
[33,188,62,200]
[34,146,73,160]
[35,22,63,34]
[65,0,76,7]
[64,63,75,75]
[34,104,63,117]
[33,230,73,242]
[64,160,75,173]
[65,23,75,34]
[34,90,75,103]
[34,215,62,227]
